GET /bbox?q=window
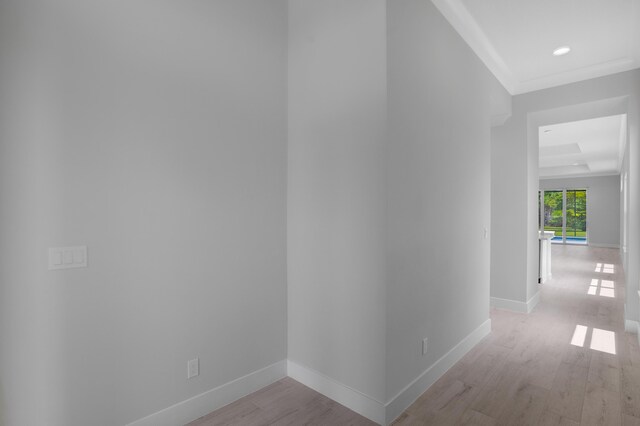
[539,188,587,244]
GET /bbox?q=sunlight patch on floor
[591,328,616,354]
[595,263,615,273]
[587,278,615,298]
[570,324,616,355]
[571,324,588,347]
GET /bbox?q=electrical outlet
[187,358,199,379]
[422,338,428,355]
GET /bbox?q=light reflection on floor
[595,262,615,273]
[587,278,615,298]
[570,324,616,355]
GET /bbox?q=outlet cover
[187,358,199,379]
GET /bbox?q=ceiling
[432,0,640,94]
[539,114,626,179]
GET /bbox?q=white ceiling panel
[538,114,625,178]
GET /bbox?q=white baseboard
[384,319,491,425]
[589,243,620,249]
[126,360,287,426]
[286,360,386,425]
[490,296,526,313]
[126,320,493,426]
[491,293,539,314]
[526,291,540,313]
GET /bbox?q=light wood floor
[185,376,376,426]
[188,245,640,425]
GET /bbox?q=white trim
[526,291,540,313]
[637,292,640,346]
[286,360,386,425]
[490,296,528,313]
[539,171,621,180]
[384,319,491,425]
[430,0,515,94]
[588,243,620,249]
[126,319,494,426]
[515,57,640,95]
[625,320,639,334]
[430,0,640,95]
[490,293,540,314]
[125,360,287,426]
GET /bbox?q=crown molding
[431,0,640,96]
[515,58,640,95]
[431,0,516,94]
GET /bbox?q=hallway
[188,245,640,425]
[394,245,640,425]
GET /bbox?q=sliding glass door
[566,189,587,243]
[540,188,587,244]
[543,190,563,239]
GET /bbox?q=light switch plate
[49,246,88,270]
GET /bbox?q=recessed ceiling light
[553,46,571,56]
[572,163,580,166]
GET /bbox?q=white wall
[491,122,529,303]
[540,176,621,247]
[621,141,631,272]
[0,1,518,424]
[287,0,388,404]
[491,69,640,321]
[288,0,502,418]
[0,2,287,425]
[386,0,494,402]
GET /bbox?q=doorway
[540,188,587,245]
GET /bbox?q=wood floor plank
[562,343,592,369]
[624,414,640,426]
[406,379,481,425]
[622,365,640,417]
[620,335,640,369]
[580,383,621,426]
[470,360,527,419]
[588,351,620,393]
[185,398,260,426]
[537,410,579,425]
[458,343,511,388]
[492,319,526,349]
[494,382,548,426]
[522,342,565,390]
[546,360,589,421]
[458,409,496,426]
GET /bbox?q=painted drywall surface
[491,119,529,303]
[621,141,631,272]
[540,176,621,247]
[0,3,54,424]
[492,69,640,320]
[629,74,640,326]
[0,2,287,425]
[386,0,493,401]
[287,0,388,403]
[490,75,513,126]
[526,117,542,302]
